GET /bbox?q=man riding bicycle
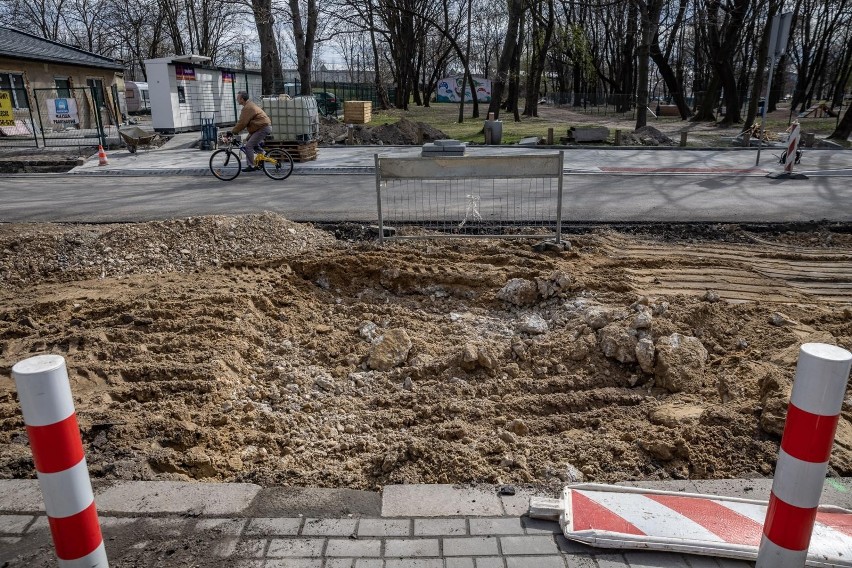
[229,91,272,172]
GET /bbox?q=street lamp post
[756,12,793,167]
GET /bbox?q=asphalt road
[2,171,850,224]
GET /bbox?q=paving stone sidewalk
[3,479,851,567]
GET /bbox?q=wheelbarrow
[119,125,158,153]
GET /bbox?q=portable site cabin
[124,81,149,113]
[144,55,262,133]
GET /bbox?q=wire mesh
[377,154,563,241]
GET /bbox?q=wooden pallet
[264,140,318,162]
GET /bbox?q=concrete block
[195,518,247,535]
[499,535,559,555]
[555,534,597,554]
[383,485,502,517]
[323,560,354,568]
[96,481,261,515]
[211,537,240,558]
[325,538,381,557]
[265,560,323,568]
[435,139,463,147]
[232,561,264,568]
[506,557,565,568]
[25,515,49,533]
[568,126,610,143]
[0,480,43,512]
[267,537,325,557]
[385,560,443,568]
[139,516,186,536]
[302,518,357,536]
[384,538,440,557]
[0,514,34,534]
[595,553,629,567]
[413,518,467,536]
[358,518,410,537]
[234,538,267,557]
[441,536,499,556]
[246,517,302,536]
[624,551,690,567]
[250,487,380,517]
[518,137,541,146]
[355,560,385,568]
[445,559,475,568]
[469,518,524,535]
[474,558,504,568]
[0,536,21,545]
[522,518,561,535]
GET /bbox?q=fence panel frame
[376,152,564,244]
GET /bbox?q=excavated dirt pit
[1,214,851,491]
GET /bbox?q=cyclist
[230,91,272,172]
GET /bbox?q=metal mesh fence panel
[0,88,38,147]
[376,153,563,242]
[31,87,115,147]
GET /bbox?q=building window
[0,73,29,108]
[86,78,105,108]
[55,78,71,98]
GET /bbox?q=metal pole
[755,54,776,166]
[555,151,563,245]
[375,153,384,244]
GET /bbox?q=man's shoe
[241,166,256,172]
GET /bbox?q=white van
[125,81,150,113]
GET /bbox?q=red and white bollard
[783,121,801,174]
[756,343,852,567]
[11,354,109,568]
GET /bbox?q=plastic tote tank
[261,95,319,142]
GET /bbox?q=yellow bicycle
[209,134,294,181]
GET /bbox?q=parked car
[314,91,338,116]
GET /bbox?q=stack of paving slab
[422,139,466,157]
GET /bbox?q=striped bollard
[11,354,109,568]
[756,343,852,567]
[784,121,800,174]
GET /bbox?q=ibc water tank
[261,96,319,142]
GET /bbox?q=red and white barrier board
[557,484,852,567]
[11,354,109,568]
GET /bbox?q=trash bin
[484,118,502,145]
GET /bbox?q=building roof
[0,26,123,70]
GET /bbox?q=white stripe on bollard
[790,343,851,413]
[13,355,75,426]
[59,542,109,568]
[38,458,96,518]
[771,449,829,509]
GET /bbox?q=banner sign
[46,98,79,124]
[0,91,14,126]
[222,71,234,83]
[436,76,492,103]
[175,64,196,81]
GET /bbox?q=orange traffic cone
[97,145,109,166]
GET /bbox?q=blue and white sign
[47,98,79,124]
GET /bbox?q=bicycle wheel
[262,149,294,180]
[209,149,241,181]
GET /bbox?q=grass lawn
[369,102,580,144]
[365,101,846,146]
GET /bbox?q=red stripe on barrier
[647,494,763,546]
[763,493,817,551]
[25,413,84,474]
[780,404,839,463]
[571,490,645,535]
[816,511,852,538]
[48,501,103,560]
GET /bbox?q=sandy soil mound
[318,118,447,145]
[1,216,851,491]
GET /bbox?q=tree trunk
[828,101,852,140]
[252,0,284,94]
[289,0,318,95]
[635,0,663,128]
[487,0,524,119]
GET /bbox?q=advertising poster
[222,71,234,83]
[0,91,14,126]
[175,64,196,81]
[436,77,492,103]
[46,98,79,125]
